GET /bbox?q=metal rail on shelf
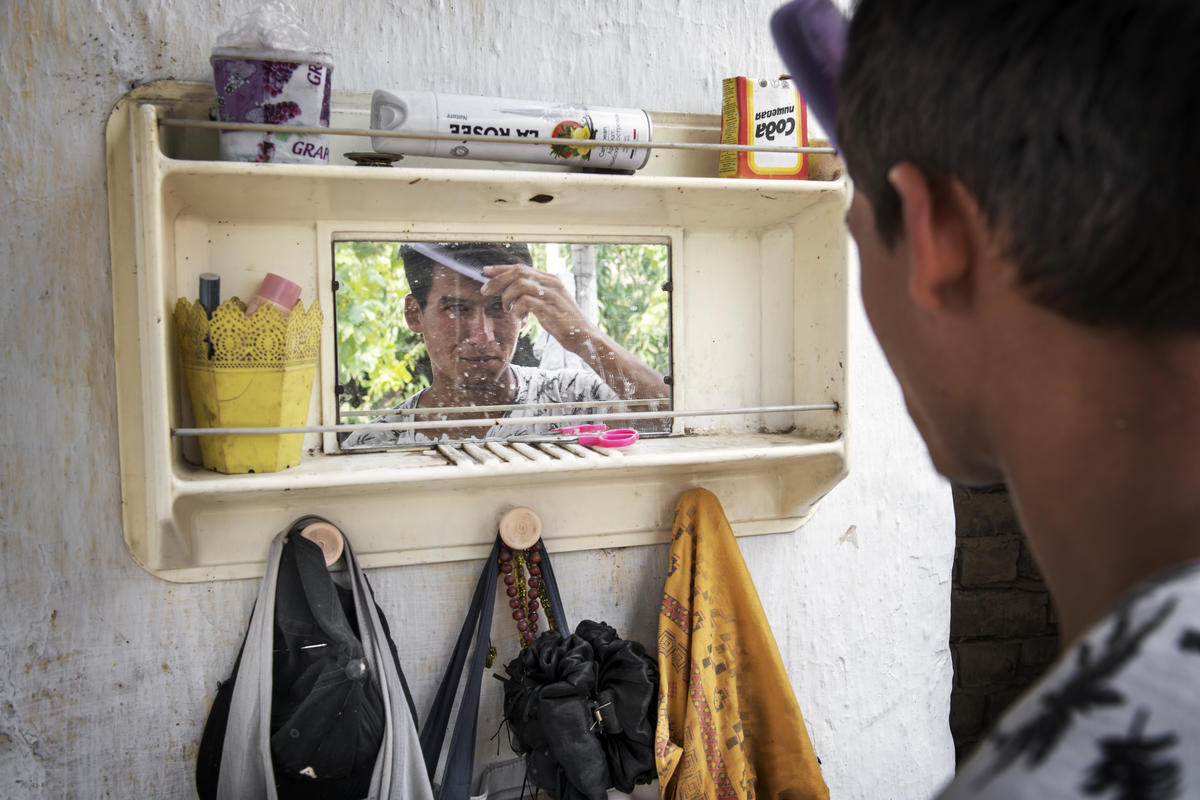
[172,403,839,436]
[157,117,837,156]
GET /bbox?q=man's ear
[404,294,424,333]
[887,163,974,311]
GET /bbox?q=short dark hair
[837,0,1200,333]
[401,242,532,308]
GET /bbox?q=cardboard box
[719,77,809,179]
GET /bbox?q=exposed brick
[1021,636,1061,670]
[949,691,988,740]
[987,688,1028,725]
[949,484,1062,762]
[958,538,1021,586]
[951,590,1049,639]
[952,485,1023,538]
[1017,543,1048,581]
[956,736,984,766]
[955,641,1021,688]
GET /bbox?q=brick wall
[949,485,1060,763]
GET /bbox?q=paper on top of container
[211,0,332,65]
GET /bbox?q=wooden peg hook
[499,506,542,550]
[299,521,345,567]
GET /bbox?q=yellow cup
[173,296,322,474]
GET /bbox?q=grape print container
[211,55,333,165]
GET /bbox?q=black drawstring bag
[421,533,656,800]
[498,621,658,800]
[196,516,424,800]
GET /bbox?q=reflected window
[334,240,672,448]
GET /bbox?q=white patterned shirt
[937,560,1200,799]
[342,364,619,448]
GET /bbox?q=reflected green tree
[335,241,428,414]
[596,243,669,375]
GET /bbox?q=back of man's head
[401,242,533,309]
[837,0,1200,334]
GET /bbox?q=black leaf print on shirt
[1082,709,1180,800]
[975,596,1177,788]
[1177,628,1200,653]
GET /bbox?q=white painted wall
[0,1,956,796]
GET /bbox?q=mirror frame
[317,224,681,454]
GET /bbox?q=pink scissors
[550,423,640,448]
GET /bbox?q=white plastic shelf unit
[106,81,850,582]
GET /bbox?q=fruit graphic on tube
[550,118,594,160]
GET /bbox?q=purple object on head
[770,0,848,152]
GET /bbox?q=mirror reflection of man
[344,242,669,446]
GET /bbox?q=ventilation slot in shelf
[435,441,625,467]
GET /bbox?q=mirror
[334,239,672,448]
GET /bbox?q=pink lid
[256,273,302,310]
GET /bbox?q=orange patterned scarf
[655,488,829,800]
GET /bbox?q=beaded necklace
[499,540,558,645]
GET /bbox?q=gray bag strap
[215,520,434,800]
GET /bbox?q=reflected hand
[479,265,596,347]
[479,264,668,405]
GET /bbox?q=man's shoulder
[938,560,1200,799]
[341,391,425,448]
[391,392,422,410]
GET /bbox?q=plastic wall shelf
[106,81,850,581]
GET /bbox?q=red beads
[499,538,553,650]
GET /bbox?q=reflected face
[406,266,526,391]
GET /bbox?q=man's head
[831,0,1200,481]
[401,242,533,393]
[402,242,532,309]
[837,0,1200,335]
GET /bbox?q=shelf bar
[157,118,837,156]
[172,403,839,437]
[340,397,665,417]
